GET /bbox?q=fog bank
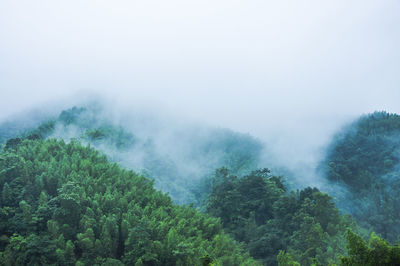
[1,0,399,181]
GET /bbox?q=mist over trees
[1,104,263,206]
[1,0,399,264]
[205,168,361,265]
[0,103,400,265]
[0,138,258,265]
[320,111,400,242]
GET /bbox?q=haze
[1,0,399,168]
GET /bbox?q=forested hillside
[0,105,263,206]
[0,138,257,265]
[1,0,399,264]
[1,106,400,265]
[205,168,361,265]
[0,110,53,146]
[321,112,400,242]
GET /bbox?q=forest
[0,105,400,265]
[320,112,400,242]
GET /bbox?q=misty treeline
[320,112,400,242]
[20,105,262,206]
[0,138,256,265]
[0,104,399,265]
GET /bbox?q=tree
[340,229,400,265]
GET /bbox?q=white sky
[1,0,400,164]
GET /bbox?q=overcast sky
[1,0,399,164]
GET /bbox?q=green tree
[340,229,400,265]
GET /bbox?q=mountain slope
[320,111,400,241]
[0,104,263,205]
[0,137,258,265]
[205,168,361,265]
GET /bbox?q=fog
[1,0,400,176]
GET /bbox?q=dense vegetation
[339,229,400,265]
[321,111,400,242]
[0,138,257,265]
[1,105,262,206]
[277,229,400,266]
[205,168,360,265]
[1,105,400,265]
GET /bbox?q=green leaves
[0,138,257,265]
[206,168,357,265]
[340,229,400,265]
[2,234,58,265]
[322,112,400,241]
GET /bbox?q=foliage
[205,168,357,265]
[3,105,399,265]
[339,229,400,265]
[321,111,400,241]
[0,138,258,265]
[1,104,263,205]
[277,251,300,266]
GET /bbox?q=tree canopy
[321,111,400,241]
[0,138,258,265]
[205,168,360,265]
